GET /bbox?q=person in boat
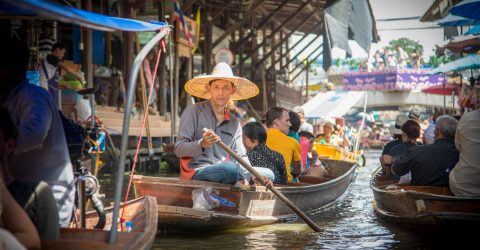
[298,131,326,179]
[449,109,480,197]
[380,114,408,174]
[175,62,274,185]
[287,111,301,142]
[293,106,314,134]
[0,108,60,240]
[383,116,459,186]
[243,122,287,185]
[381,119,421,182]
[0,37,75,227]
[316,120,349,147]
[265,107,302,183]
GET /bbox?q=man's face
[52,48,66,60]
[208,79,235,107]
[275,110,291,134]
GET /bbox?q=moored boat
[133,159,357,231]
[41,196,158,250]
[371,167,480,225]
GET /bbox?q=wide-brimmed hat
[390,114,409,135]
[184,62,259,100]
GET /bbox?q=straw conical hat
[184,62,259,100]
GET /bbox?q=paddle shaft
[213,138,322,232]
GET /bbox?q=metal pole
[354,92,368,153]
[109,29,169,244]
[169,36,175,143]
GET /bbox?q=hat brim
[184,75,259,100]
[390,127,402,135]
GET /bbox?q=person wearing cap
[174,62,274,186]
[381,120,421,180]
[293,106,313,134]
[383,116,459,186]
[408,109,421,121]
[380,114,408,175]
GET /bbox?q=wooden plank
[207,0,235,23]
[239,0,313,65]
[232,0,289,53]
[256,4,324,68]
[280,32,322,71]
[290,47,323,82]
[211,0,268,49]
[267,26,321,70]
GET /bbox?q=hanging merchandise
[458,82,478,109]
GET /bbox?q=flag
[192,6,200,54]
[173,0,191,46]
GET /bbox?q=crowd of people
[362,46,423,71]
[175,62,358,189]
[380,109,480,197]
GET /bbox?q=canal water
[100,149,474,249]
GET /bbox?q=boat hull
[133,160,357,230]
[41,196,158,250]
[371,167,480,225]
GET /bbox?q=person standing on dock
[175,62,274,185]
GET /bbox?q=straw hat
[390,114,409,135]
[184,62,259,100]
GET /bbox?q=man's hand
[252,176,273,187]
[201,129,221,148]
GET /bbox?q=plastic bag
[191,187,220,211]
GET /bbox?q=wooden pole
[158,0,167,116]
[203,128,322,232]
[134,32,153,156]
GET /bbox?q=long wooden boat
[133,159,357,231]
[41,196,158,250]
[371,167,480,225]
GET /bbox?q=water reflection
[152,150,399,249]
[98,150,474,249]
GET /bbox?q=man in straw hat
[174,62,274,185]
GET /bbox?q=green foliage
[428,55,451,68]
[335,58,365,69]
[386,37,424,56]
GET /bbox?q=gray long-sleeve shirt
[174,101,250,177]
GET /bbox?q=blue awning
[1,0,167,32]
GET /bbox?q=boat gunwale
[133,161,358,194]
[370,166,480,202]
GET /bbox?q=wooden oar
[202,128,322,232]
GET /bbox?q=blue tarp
[1,0,166,32]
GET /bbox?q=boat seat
[180,157,195,180]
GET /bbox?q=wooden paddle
[202,128,322,232]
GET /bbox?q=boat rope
[120,32,169,226]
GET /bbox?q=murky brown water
[99,150,475,249]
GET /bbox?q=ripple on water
[151,150,464,249]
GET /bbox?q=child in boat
[243,122,287,185]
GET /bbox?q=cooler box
[314,144,341,160]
